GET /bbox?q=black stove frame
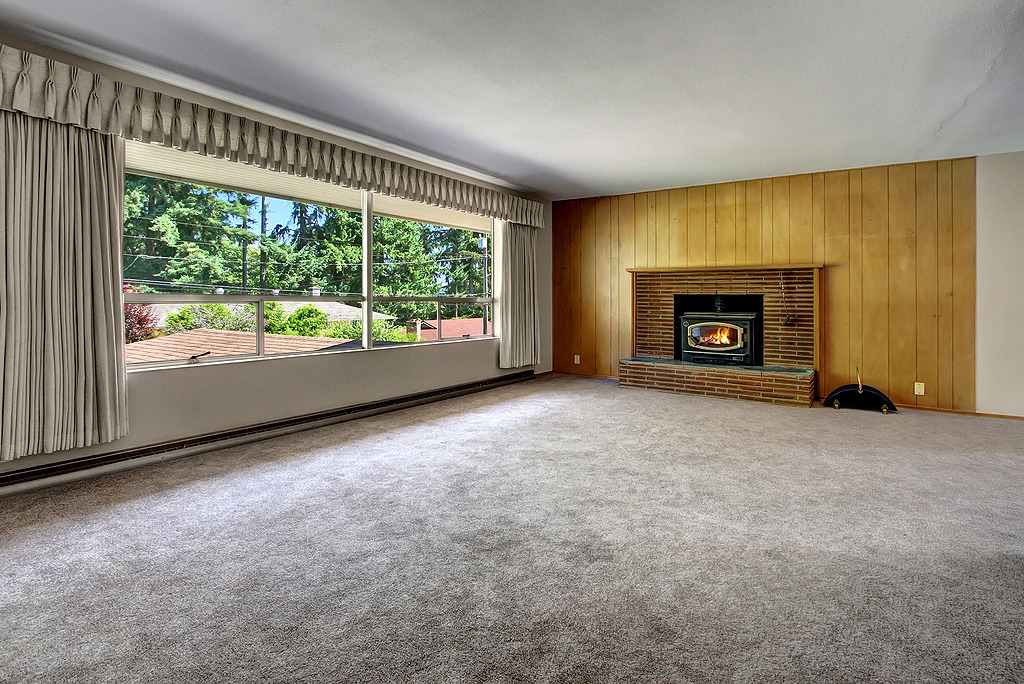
[679,312,759,365]
[673,294,764,366]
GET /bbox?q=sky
[234,193,298,235]
[263,196,294,232]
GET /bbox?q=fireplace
[674,294,763,366]
[625,267,819,406]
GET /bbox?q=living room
[1,1,1023,681]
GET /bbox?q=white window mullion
[491,218,503,339]
[362,190,374,350]
[256,301,265,355]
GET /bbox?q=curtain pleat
[498,222,541,369]
[0,43,544,229]
[0,110,127,461]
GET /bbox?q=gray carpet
[2,375,1023,683]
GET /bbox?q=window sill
[126,334,498,373]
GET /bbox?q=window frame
[123,160,495,370]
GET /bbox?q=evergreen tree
[372,216,441,322]
[124,175,256,292]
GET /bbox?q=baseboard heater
[0,370,534,490]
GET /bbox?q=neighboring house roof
[144,300,392,328]
[127,316,489,364]
[125,328,355,364]
[409,318,487,342]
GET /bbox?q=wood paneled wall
[551,158,976,411]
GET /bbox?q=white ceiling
[1,0,1023,200]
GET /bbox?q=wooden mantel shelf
[627,264,823,274]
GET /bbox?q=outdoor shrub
[165,303,254,333]
[324,319,419,343]
[123,283,157,342]
[286,305,328,337]
[263,301,288,334]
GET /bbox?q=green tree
[124,174,257,292]
[286,305,328,337]
[263,301,288,334]
[285,202,328,251]
[271,206,363,296]
[372,216,441,322]
[123,175,488,329]
[422,226,488,297]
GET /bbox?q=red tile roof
[126,318,489,364]
[125,328,353,364]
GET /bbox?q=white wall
[976,151,1024,417]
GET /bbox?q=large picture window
[123,143,493,366]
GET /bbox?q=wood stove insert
[674,294,763,366]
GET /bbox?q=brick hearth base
[619,357,816,407]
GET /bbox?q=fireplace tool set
[824,367,897,414]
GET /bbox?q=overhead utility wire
[122,253,482,267]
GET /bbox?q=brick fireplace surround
[620,266,822,407]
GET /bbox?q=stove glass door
[687,322,744,351]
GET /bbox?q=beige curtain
[0,44,545,229]
[498,222,540,369]
[0,109,128,461]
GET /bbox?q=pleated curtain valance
[0,43,544,229]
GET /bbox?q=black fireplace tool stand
[824,367,897,414]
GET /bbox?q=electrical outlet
[574,354,581,365]
[914,382,925,396]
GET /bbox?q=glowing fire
[693,326,736,347]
